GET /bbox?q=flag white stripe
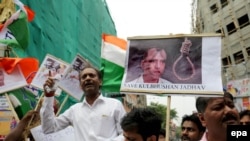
[101,42,126,67]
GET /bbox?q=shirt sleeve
[40,96,71,134]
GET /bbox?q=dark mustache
[222,113,237,122]
[181,135,190,140]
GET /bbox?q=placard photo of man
[31,55,69,90]
[127,47,171,84]
[58,55,89,101]
[125,37,202,85]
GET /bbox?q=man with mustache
[40,66,126,141]
[196,92,240,141]
[128,47,172,83]
[181,114,205,141]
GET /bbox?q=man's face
[181,121,203,141]
[46,60,53,68]
[73,61,81,70]
[141,48,166,82]
[240,115,250,125]
[79,68,102,95]
[200,97,239,136]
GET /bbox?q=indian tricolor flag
[101,34,127,93]
[0,0,35,50]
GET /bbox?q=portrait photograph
[120,34,223,95]
[58,54,90,101]
[31,54,69,90]
[0,65,27,94]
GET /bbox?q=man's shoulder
[127,78,139,83]
[200,131,208,141]
[126,76,142,83]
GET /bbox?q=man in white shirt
[40,66,126,141]
[128,47,171,84]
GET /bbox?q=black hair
[239,110,250,119]
[142,47,166,60]
[79,65,102,80]
[181,114,206,132]
[121,108,162,141]
[196,92,234,113]
[159,128,166,137]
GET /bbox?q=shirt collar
[200,131,208,141]
[82,94,105,106]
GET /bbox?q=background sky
[106,0,196,124]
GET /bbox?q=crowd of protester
[3,66,250,141]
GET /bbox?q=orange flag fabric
[0,58,39,84]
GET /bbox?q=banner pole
[27,92,44,127]
[5,93,20,121]
[165,95,171,141]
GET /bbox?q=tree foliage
[147,102,178,128]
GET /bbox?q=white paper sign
[121,35,223,96]
[31,54,69,90]
[58,54,90,101]
[0,65,27,94]
[30,125,75,141]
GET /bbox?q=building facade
[192,0,250,84]
[192,0,250,110]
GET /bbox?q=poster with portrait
[0,95,19,136]
[120,34,223,95]
[58,54,90,101]
[31,54,69,91]
[234,97,250,112]
[226,78,250,97]
[0,65,27,94]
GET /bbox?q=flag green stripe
[8,12,29,49]
[101,58,124,92]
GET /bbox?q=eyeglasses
[240,121,250,125]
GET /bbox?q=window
[226,22,237,35]
[246,47,250,56]
[238,14,250,29]
[210,4,218,14]
[216,29,222,33]
[233,51,244,64]
[216,28,224,34]
[220,0,228,8]
[222,57,231,66]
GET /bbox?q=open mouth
[84,83,94,88]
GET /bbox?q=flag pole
[165,95,171,141]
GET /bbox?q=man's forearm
[4,120,28,141]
